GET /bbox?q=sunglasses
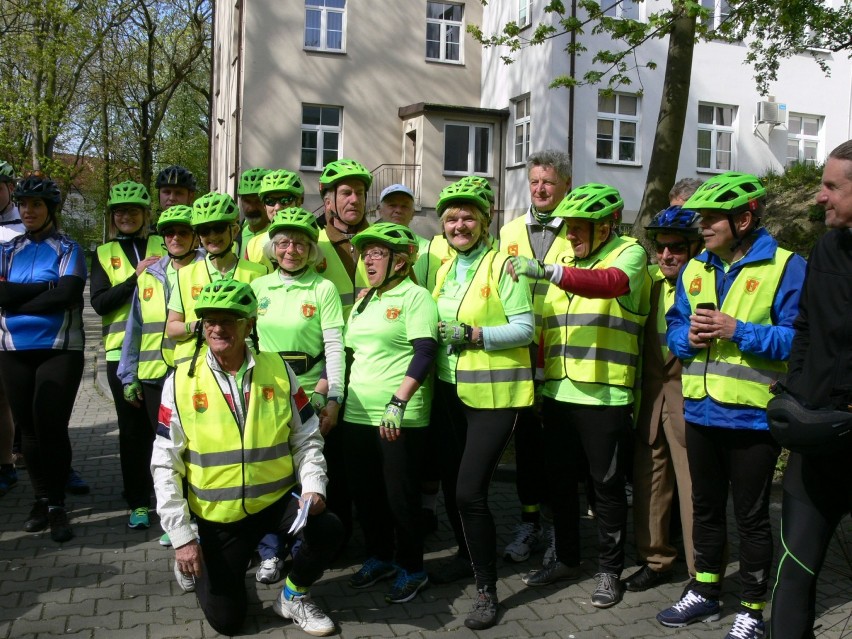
[654,241,690,255]
[196,222,230,236]
[161,226,194,238]
[263,195,297,207]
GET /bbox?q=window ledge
[595,160,642,168]
[425,58,465,66]
[696,168,732,175]
[304,47,347,55]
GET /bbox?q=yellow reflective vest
[136,268,175,378]
[434,250,534,410]
[542,236,651,388]
[174,352,296,523]
[244,233,274,273]
[97,236,164,352]
[316,228,369,319]
[680,248,794,409]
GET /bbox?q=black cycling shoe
[24,499,49,532]
[623,565,672,592]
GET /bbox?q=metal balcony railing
[367,164,421,215]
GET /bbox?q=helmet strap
[206,226,235,258]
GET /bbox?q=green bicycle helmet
[554,183,624,221]
[237,168,269,196]
[351,222,419,257]
[194,280,258,319]
[156,205,194,231]
[259,169,305,198]
[191,192,238,226]
[318,158,372,193]
[108,180,151,210]
[436,180,491,217]
[683,172,767,213]
[457,175,495,203]
[0,161,15,183]
[156,165,197,191]
[268,207,320,242]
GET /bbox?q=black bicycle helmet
[156,165,197,191]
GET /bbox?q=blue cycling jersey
[0,232,87,351]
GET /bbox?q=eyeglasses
[361,248,390,261]
[196,222,230,235]
[161,226,193,239]
[202,317,245,330]
[113,208,143,218]
[273,239,308,252]
[263,195,297,207]
[654,241,690,255]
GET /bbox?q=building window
[518,0,532,26]
[513,96,531,164]
[603,0,640,20]
[787,114,821,167]
[304,0,346,52]
[426,2,463,63]
[697,103,735,171]
[700,0,730,31]
[444,123,492,175]
[596,92,639,163]
[301,105,341,170]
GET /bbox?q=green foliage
[762,161,823,192]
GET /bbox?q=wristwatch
[329,395,344,405]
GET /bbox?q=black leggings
[106,359,155,510]
[0,349,83,505]
[770,450,852,639]
[542,398,630,574]
[434,380,516,590]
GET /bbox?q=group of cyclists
[0,144,848,639]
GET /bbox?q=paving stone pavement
[0,286,850,638]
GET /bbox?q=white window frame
[426,1,464,64]
[596,92,641,166]
[518,0,532,27]
[700,0,730,31]
[300,104,342,171]
[603,0,642,20]
[786,113,822,167]
[304,0,346,53]
[443,122,493,176]
[512,95,531,165]
[697,102,736,173]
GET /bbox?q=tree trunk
[633,6,696,238]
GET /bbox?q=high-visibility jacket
[499,214,571,336]
[316,229,369,319]
[434,250,534,409]
[136,266,175,377]
[174,352,296,522]
[173,259,267,365]
[680,248,795,409]
[244,233,274,273]
[97,236,164,352]
[542,236,651,388]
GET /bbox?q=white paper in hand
[288,493,310,535]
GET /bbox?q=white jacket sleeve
[286,365,329,498]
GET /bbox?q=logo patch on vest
[507,242,519,257]
[191,285,203,300]
[110,257,122,269]
[385,306,401,321]
[192,392,208,413]
[688,275,702,296]
[257,296,270,316]
[262,385,274,401]
[316,258,327,273]
[301,303,317,319]
[143,287,153,301]
[480,285,491,299]
[744,278,760,294]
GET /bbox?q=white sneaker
[273,593,335,636]
[173,561,195,593]
[256,557,283,584]
[542,526,556,567]
[503,521,543,562]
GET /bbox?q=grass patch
[762,162,823,192]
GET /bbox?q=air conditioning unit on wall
[757,100,787,126]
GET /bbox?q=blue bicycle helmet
[645,205,702,238]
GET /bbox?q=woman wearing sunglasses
[243,169,305,272]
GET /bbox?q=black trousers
[514,404,547,511]
[434,380,516,590]
[0,349,83,505]
[542,398,630,574]
[343,421,427,573]
[686,423,780,603]
[770,450,852,638]
[194,492,343,636]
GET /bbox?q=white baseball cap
[379,184,415,202]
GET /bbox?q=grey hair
[669,178,704,204]
[829,140,852,178]
[526,150,572,181]
[264,229,322,268]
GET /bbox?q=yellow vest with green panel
[680,249,794,409]
[136,269,175,377]
[174,352,296,523]
[434,250,534,410]
[542,236,651,388]
[316,228,369,319]
[97,236,164,352]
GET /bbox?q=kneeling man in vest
[152,280,343,637]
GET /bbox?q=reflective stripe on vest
[680,249,794,409]
[542,236,650,387]
[316,229,369,320]
[434,250,534,409]
[97,236,164,352]
[174,352,295,522]
[173,260,267,365]
[499,215,571,335]
[137,271,173,378]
